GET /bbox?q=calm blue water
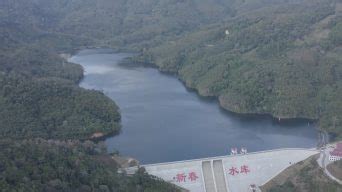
[70,49,317,164]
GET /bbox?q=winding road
[317,133,342,185]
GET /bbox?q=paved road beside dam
[139,148,318,192]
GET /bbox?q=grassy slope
[261,155,341,192]
[327,160,342,181]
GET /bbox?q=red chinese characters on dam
[228,165,250,176]
[228,167,239,176]
[173,172,199,183]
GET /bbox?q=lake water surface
[70,49,317,164]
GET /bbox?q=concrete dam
[126,148,318,192]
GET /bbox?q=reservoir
[70,49,317,164]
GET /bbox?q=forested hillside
[0,139,179,192]
[0,2,120,139]
[137,0,342,139]
[0,0,238,49]
[0,0,183,191]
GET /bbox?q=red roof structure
[330,142,342,157]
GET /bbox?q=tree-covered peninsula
[0,0,181,191]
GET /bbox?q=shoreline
[141,57,319,125]
[61,51,122,142]
[127,52,319,124]
[66,47,322,136]
[68,48,321,165]
[68,48,320,134]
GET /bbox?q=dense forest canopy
[0,139,179,192]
